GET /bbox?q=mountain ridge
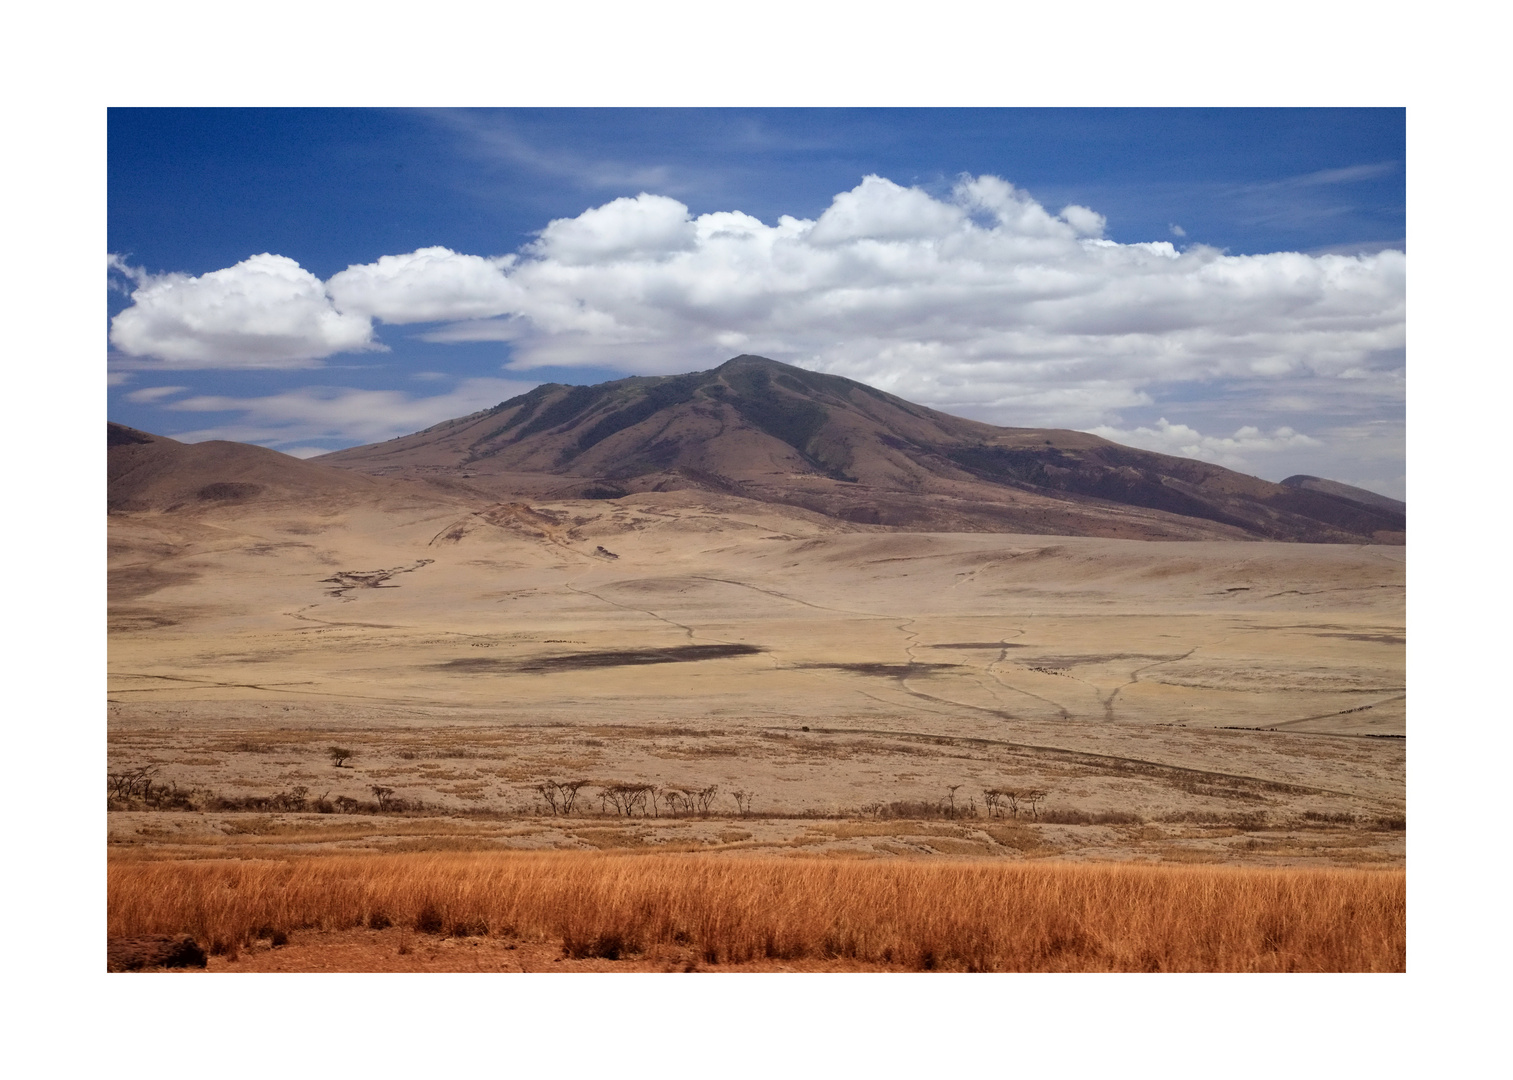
[312,356,1403,544]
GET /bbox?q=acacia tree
[945,785,964,819]
[557,780,589,815]
[604,784,652,817]
[536,779,589,815]
[370,785,395,811]
[328,746,355,768]
[1023,789,1048,821]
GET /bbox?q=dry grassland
[109,493,1407,971]
[108,850,1404,972]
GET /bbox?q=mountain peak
[313,359,1403,544]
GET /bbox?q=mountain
[108,422,463,514]
[317,356,1404,544]
[1280,475,1405,517]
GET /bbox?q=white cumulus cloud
[110,254,377,368]
[530,192,698,265]
[1088,417,1321,470]
[326,246,520,324]
[1060,204,1106,238]
[455,174,1405,431]
[108,173,1405,479]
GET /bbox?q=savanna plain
[108,415,1405,972]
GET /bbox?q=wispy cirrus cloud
[123,385,188,403]
[425,109,678,192]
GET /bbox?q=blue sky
[107,108,1406,496]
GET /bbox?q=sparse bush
[270,786,310,812]
[415,904,445,934]
[562,929,636,960]
[862,799,971,821]
[228,742,275,754]
[1038,808,1145,826]
[1157,811,1268,829]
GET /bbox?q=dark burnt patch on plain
[440,643,766,674]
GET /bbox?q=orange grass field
[108,852,1405,972]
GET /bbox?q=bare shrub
[270,786,310,812]
[862,799,965,821]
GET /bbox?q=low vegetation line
[108,852,1405,972]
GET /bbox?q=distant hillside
[1281,475,1405,517]
[318,356,1404,544]
[108,423,461,514]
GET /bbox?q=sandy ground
[109,491,1404,864]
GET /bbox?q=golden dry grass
[108,851,1404,971]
